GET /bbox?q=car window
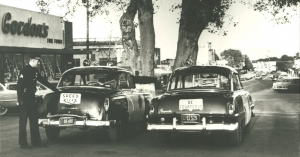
[58,70,118,89]
[169,73,229,90]
[0,85,4,91]
[119,73,129,89]
[233,74,242,90]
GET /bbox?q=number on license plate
[59,117,75,125]
[181,114,199,123]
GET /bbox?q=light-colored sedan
[0,83,18,115]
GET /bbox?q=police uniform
[17,55,58,149]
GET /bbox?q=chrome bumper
[147,117,238,132]
[38,114,115,127]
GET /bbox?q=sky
[0,0,299,62]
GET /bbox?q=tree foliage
[36,0,129,20]
[276,55,294,71]
[244,55,253,70]
[221,49,243,69]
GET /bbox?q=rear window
[169,73,230,90]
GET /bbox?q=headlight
[104,98,109,111]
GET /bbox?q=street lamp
[82,0,89,59]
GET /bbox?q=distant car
[37,66,152,142]
[240,75,246,81]
[4,80,58,91]
[147,66,254,146]
[0,83,18,116]
[255,74,262,80]
[273,77,300,92]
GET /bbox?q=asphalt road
[0,75,299,157]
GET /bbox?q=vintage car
[255,74,262,80]
[0,83,18,115]
[273,77,300,92]
[147,65,255,146]
[37,66,152,142]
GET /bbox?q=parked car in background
[0,83,18,116]
[4,80,58,91]
[240,75,246,81]
[273,77,300,92]
[255,74,262,80]
[37,66,152,142]
[147,65,254,146]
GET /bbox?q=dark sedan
[37,66,152,142]
[147,65,254,146]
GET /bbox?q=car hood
[153,89,232,114]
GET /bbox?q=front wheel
[45,126,60,141]
[0,106,8,116]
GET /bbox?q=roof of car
[64,66,132,74]
[173,65,238,75]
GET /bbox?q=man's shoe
[20,145,32,149]
[32,143,47,148]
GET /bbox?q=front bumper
[38,114,115,127]
[147,117,238,132]
[273,86,287,90]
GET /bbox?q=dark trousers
[19,92,41,146]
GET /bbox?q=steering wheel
[87,82,103,87]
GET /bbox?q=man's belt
[24,88,36,93]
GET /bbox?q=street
[0,75,299,157]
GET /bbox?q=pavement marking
[263,74,271,80]
[244,82,260,88]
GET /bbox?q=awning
[0,46,92,54]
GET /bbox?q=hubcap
[0,106,8,115]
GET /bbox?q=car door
[119,73,144,123]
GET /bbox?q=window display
[41,55,55,81]
[4,53,23,82]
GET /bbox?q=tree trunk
[173,0,217,70]
[138,0,155,77]
[119,0,139,73]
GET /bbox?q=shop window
[55,55,62,79]
[73,59,80,67]
[41,55,55,81]
[4,53,23,82]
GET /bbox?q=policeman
[17,55,58,149]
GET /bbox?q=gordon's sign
[2,12,49,38]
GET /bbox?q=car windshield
[58,70,118,89]
[168,73,230,90]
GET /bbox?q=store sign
[2,12,49,38]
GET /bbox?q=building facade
[73,38,161,68]
[0,4,90,84]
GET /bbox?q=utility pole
[82,0,89,59]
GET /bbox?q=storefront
[0,4,91,84]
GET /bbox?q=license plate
[179,99,203,111]
[181,114,200,123]
[60,93,81,104]
[59,117,75,125]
